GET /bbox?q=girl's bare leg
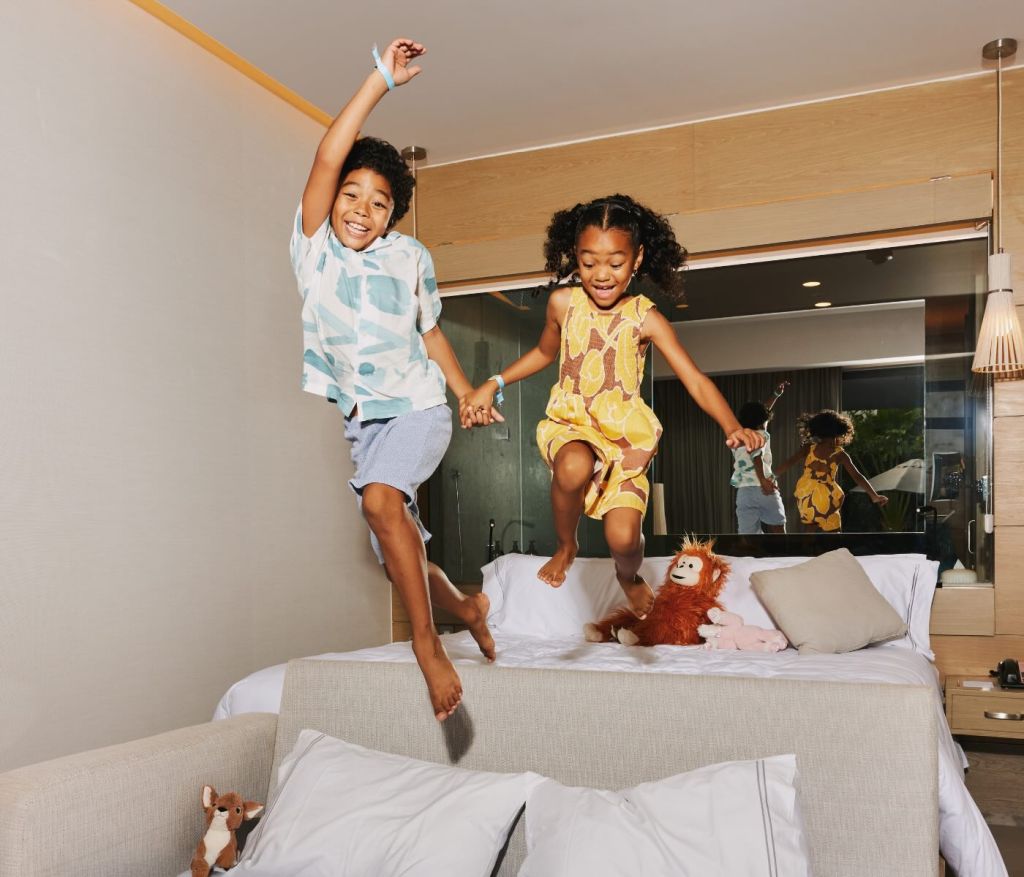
[361,483,461,722]
[603,507,654,619]
[537,441,594,586]
[426,562,495,661]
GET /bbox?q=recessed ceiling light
[802,280,821,288]
[814,301,832,308]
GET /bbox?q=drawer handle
[984,710,1024,721]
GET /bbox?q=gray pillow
[750,548,907,655]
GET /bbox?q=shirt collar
[327,228,399,257]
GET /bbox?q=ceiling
[158,1,1024,166]
[677,237,989,321]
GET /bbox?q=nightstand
[945,676,1024,741]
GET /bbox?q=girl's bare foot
[617,573,655,619]
[458,592,495,662]
[537,544,577,587]
[411,635,462,721]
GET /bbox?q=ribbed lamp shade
[972,253,1024,375]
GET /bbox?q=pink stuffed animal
[696,608,788,652]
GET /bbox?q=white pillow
[483,551,937,657]
[518,754,810,877]
[705,553,938,659]
[482,555,625,638]
[236,730,540,877]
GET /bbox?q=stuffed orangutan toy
[191,785,263,877]
[698,608,788,652]
[584,538,730,647]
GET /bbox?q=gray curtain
[652,369,842,533]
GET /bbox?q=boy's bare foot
[617,573,655,620]
[411,635,462,722]
[458,592,495,662]
[537,545,577,587]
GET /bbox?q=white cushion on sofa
[518,754,810,877]
[235,731,540,877]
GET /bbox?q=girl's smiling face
[575,225,643,309]
[331,168,394,251]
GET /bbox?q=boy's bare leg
[362,483,461,721]
[426,562,495,662]
[537,441,594,586]
[603,507,654,619]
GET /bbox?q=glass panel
[425,236,993,582]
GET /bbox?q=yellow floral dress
[794,443,845,532]
[536,287,662,519]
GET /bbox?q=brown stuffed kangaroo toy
[191,785,263,876]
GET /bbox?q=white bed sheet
[214,633,1006,877]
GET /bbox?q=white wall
[0,1,390,770]
[653,301,925,377]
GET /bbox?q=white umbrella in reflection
[851,458,926,494]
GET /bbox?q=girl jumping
[776,409,888,532]
[462,195,763,619]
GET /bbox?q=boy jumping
[289,38,496,721]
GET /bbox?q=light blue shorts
[343,404,453,564]
[736,485,786,534]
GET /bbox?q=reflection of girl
[462,195,762,619]
[777,410,888,532]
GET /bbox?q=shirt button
[358,362,375,375]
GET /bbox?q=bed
[215,551,1008,877]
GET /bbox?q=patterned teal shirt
[290,203,446,421]
[731,429,773,488]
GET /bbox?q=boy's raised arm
[301,38,425,236]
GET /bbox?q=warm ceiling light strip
[126,0,331,127]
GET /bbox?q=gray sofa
[0,659,939,876]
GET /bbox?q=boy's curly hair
[340,137,415,229]
[738,402,771,430]
[543,194,687,303]
[799,410,854,446]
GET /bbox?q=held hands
[725,428,765,452]
[380,38,426,87]
[759,477,779,496]
[459,382,506,429]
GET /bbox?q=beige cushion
[750,548,907,654]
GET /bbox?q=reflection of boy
[731,382,789,534]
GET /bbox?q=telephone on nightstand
[992,658,1024,690]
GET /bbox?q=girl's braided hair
[798,410,855,446]
[543,194,687,303]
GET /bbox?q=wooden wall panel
[932,635,1024,680]
[994,373,1024,418]
[691,77,994,212]
[417,126,693,248]
[930,588,995,637]
[994,419,1024,525]
[671,175,989,255]
[1003,72,1024,198]
[995,526,1024,635]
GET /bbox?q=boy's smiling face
[331,168,394,251]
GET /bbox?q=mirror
[424,237,992,583]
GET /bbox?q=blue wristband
[371,44,395,91]
[489,374,505,406]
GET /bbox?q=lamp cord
[996,52,1003,254]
